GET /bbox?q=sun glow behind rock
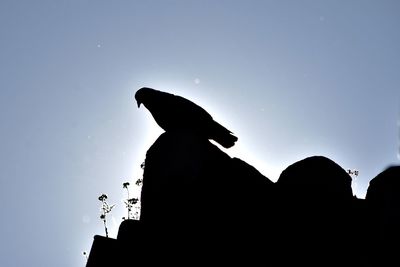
[182,89,284,182]
[134,82,282,183]
[201,100,282,182]
[225,141,282,182]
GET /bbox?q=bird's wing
[172,94,214,121]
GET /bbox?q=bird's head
[135,87,150,108]
[135,87,162,108]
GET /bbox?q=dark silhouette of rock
[274,156,358,266]
[86,235,119,267]
[135,87,238,148]
[277,156,353,200]
[86,134,399,267]
[366,166,400,266]
[139,131,274,265]
[86,220,146,267]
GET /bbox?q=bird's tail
[215,132,238,148]
[211,122,238,148]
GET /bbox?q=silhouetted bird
[135,87,238,148]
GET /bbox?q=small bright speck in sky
[0,1,399,267]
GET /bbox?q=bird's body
[135,87,238,148]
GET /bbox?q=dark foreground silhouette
[87,87,399,266]
[86,131,400,266]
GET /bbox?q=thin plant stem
[104,219,108,237]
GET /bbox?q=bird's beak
[137,101,141,108]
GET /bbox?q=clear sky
[0,0,399,266]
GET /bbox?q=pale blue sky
[1,1,399,266]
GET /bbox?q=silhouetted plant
[135,178,143,186]
[98,193,115,237]
[123,182,130,191]
[347,169,359,177]
[347,169,360,197]
[122,182,132,220]
[122,181,141,220]
[82,251,88,261]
